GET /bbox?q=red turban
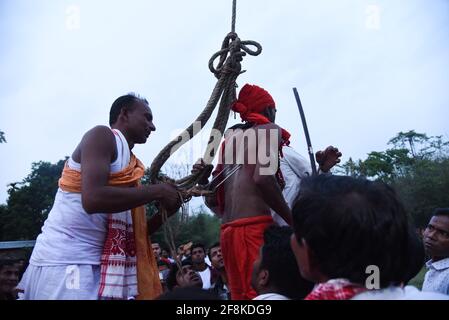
[231,84,290,144]
[231,84,275,125]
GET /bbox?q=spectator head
[166,259,203,291]
[290,175,414,288]
[208,242,224,271]
[152,242,161,259]
[423,208,449,261]
[0,260,20,300]
[161,248,171,260]
[251,226,314,299]
[191,243,206,266]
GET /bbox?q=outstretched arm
[80,126,181,214]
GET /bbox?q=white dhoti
[18,264,100,300]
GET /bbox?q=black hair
[208,242,220,260]
[109,93,148,126]
[402,228,425,285]
[0,260,18,269]
[260,226,314,299]
[433,208,449,218]
[292,175,414,288]
[191,243,205,254]
[166,259,194,291]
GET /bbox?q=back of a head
[292,175,412,288]
[261,226,314,299]
[109,93,148,126]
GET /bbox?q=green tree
[150,209,220,252]
[337,131,449,227]
[388,130,429,158]
[0,159,66,240]
[0,130,6,143]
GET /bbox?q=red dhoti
[220,215,273,300]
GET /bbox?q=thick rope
[149,0,262,262]
[149,34,262,188]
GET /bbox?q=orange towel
[220,215,273,300]
[58,154,161,299]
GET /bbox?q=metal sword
[292,87,317,175]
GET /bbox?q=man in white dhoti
[18,93,182,300]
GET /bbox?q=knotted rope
[149,0,262,270]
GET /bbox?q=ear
[259,269,269,287]
[300,239,326,283]
[290,234,320,282]
[118,107,130,123]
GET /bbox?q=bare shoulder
[83,125,114,140]
[81,125,115,151]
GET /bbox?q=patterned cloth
[59,154,162,299]
[305,279,367,300]
[423,258,449,295]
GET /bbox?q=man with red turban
[199,84,292,300]
[197,84,342,300]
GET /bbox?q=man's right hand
[156,183,182,215]
[192,158,214,185]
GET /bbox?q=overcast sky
[1,0,448,206]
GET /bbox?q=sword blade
[293,87,317,175]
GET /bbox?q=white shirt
[351,285,449,300]
[272,146,311,226]
[422,257,449,295]
[253,293,290,300]
[199,267,212,290]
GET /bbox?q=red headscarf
[231,84,290,144]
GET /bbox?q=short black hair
[260,226,314,299]
[402,228,425,285]
[166,259,194,291]
[109,93,148,126]
[0,259,18,269]
[191,243,205,254]
[292,175,414,288]
[432,208,449,218]
[208,242,220,260]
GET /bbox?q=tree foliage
[336,131,449,227]
[0,130,6,143]
[0,159,66,240]
[150,209,221,252]
[0,159,220,245]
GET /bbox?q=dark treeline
[1,130,448,242]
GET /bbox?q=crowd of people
[1,86,448,300]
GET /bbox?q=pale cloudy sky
[1,0,448,206]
